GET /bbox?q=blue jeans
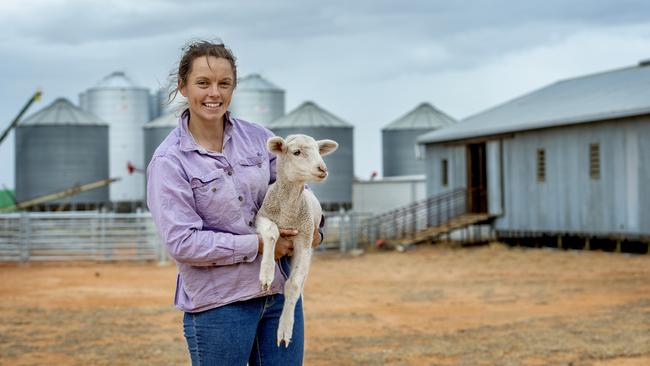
[183,292,304,365]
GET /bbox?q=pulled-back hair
[167,39,238,105]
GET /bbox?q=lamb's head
[267,134,338,183]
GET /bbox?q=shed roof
[268,101,353,128]
[383,102,456,131]
[21,98,107,126]
[418,61,650,144]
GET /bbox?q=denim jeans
[183,256,303,366]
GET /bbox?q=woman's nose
[207,84,219,96]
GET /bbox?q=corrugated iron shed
[419,61,650,144]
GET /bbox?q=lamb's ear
[267,136,287,155]
[318,139,338,156]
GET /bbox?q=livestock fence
[0,190,472,263]
[0,211,162,262]
[0,210,372,263]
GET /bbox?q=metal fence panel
[0,212,162,262]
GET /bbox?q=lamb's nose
[318,165,328,173]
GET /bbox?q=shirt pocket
[190,170,241,228]
[238,155,269,209]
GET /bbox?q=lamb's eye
[293,150,301,156]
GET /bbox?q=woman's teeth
[203,102,222,108]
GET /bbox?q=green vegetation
[0,189,16,209]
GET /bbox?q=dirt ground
[1,243,649,366]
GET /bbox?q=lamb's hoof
[277,335,291,348]
[259,263,275,291]
[277,323,293,348]
[259,279,273,292]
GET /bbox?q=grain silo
[80,71,150,209]
[268,101,353,210]
[382,102,456,177]
[229,74,285,126]
[15,98,109,210]
[144,112,177,169]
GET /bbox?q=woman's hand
[258,229,297,260]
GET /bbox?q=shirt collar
[178,109,235,154]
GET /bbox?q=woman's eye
[293,151,301,156]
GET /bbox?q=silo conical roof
[382,102,456,131]
[268,101,353,128]
[237,74,283,91]
[21,98,107,126]
[93,71,141,89]
[144,112,178,128]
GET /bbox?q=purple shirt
[147,110,286,312]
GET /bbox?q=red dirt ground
[1,243,649,365]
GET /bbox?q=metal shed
[268,101,354,210]
[418,61,650,245]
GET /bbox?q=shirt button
[243,256,248,261]
[212,262,217,266]
[211,187,217,192]
[248,221,253,227]
[238,196,243,202]
[257,163,262,168]
[228,171,233,176]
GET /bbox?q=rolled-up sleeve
[147,156,258,267]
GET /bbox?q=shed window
[441,159,448,187]
[537,149,545,182]
[589,143,600,180]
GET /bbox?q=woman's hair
[167,39,237,106]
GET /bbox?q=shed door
[467,143,488,213]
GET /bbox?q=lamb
[255,134,338,347]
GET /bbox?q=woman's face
[180,56,235,125]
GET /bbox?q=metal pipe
[0,90,42,146]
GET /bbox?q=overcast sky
[1,0,650,189]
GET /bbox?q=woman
[147,40,321,365]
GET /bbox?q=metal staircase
[364,188,494,246]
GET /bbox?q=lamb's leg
[255,215,279,291]
[277,236,312,347]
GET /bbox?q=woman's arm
[147,156,259,267]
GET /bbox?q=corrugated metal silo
[15,98,109,208]
[144,112,177,169]
[268,101,353,210]
[382,102,456,177]
[80,71,150,206]
[230,74,285,126]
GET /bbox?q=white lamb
[255,134,338,347]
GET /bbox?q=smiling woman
[147,39,321,366]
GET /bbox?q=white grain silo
[382,102,456,177]
[80,71,150,209]
[229,74,285,126]
[268,101,353,211]
[15,98,109,210]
